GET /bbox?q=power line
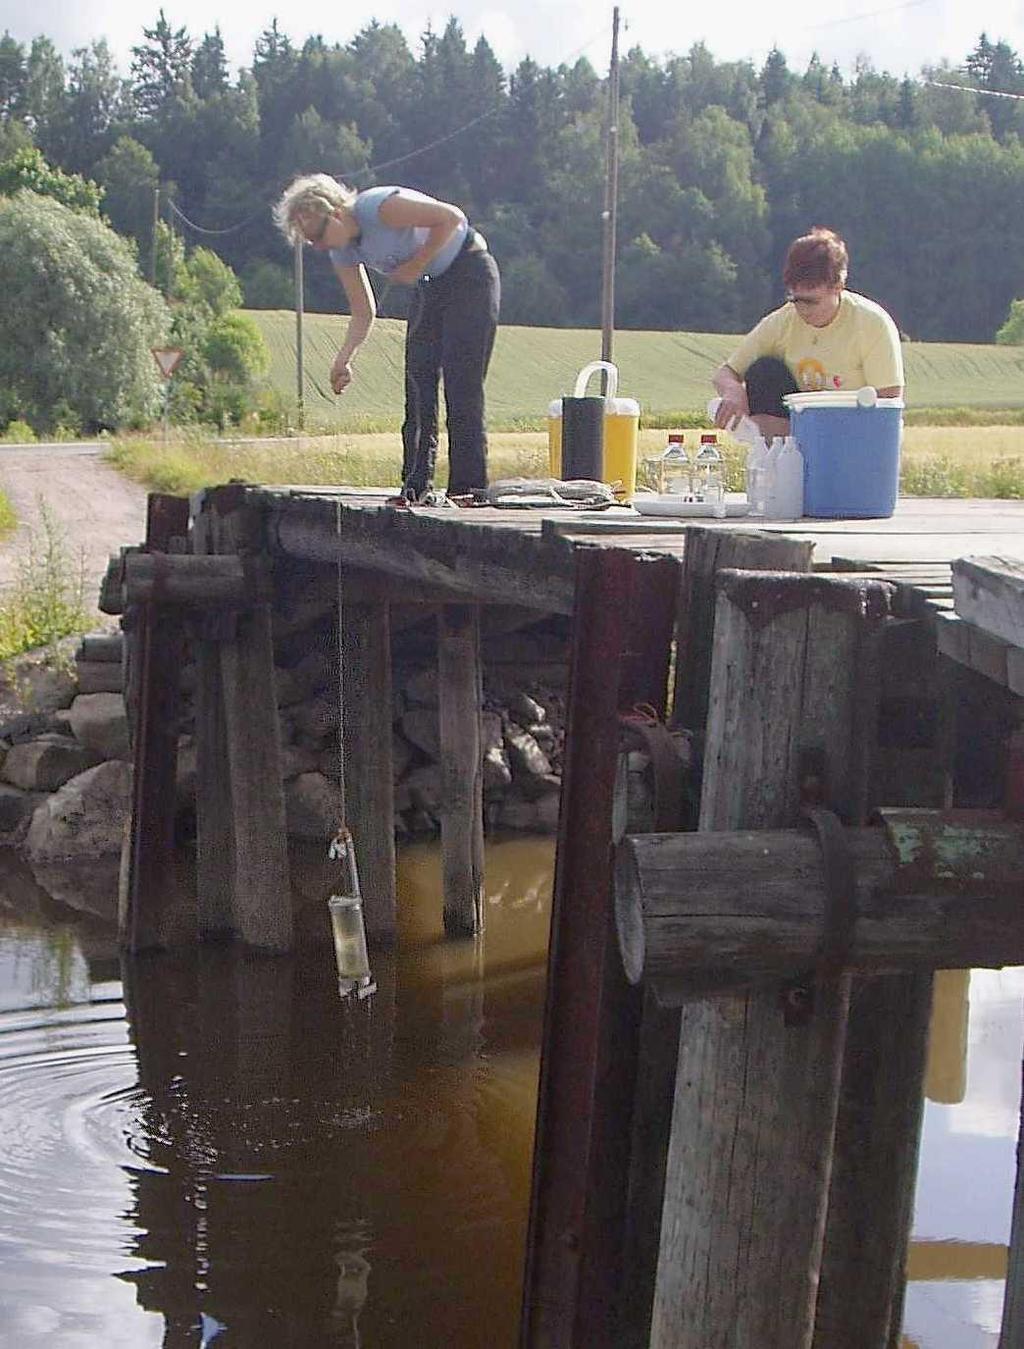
[163,18,615,240]
[803,0,930,32]
[926,79,1024,101]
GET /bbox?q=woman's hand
[711,364,750,429]
[330,355,353,394]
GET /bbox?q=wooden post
[120,493,191,951]
[437,604,484,936]
[999,725,1024,1346]
[341,600,397,940]
[193,508,239,939]
[650,571,894,1349]
[521,546,679,1349]
[192,486,292,952]
[671,526,814,736]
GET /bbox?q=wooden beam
[437,604,484,936]
[123,552,270,606]
[616,818,1024,986]
[952,555,1024,649]
[521,546,681,1349]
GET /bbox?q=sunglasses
[786,292,822,307]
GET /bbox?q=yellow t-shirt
[727,290,904,393]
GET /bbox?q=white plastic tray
[632,494,751,518]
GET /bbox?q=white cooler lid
[784,390,904,411]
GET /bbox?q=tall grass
[106,424,1024,500]
[0,488,14,539]
[0,503,88,660]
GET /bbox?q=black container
[560,395,604,481]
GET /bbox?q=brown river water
[0,839,1019,1347]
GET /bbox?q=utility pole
[150,186,160,289]
[600,6,621,382]
[294,238,305,432]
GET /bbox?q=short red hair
[783,227,849,290]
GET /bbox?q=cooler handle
[573,360,618,401]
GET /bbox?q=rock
[75,660,124,694]
[498,792,560,833]
[504,723,552,780]
[404,763,441,816]
[483,745,513,793]
[0,783,41,842]
[25,760,132,864]
[284,772,345,840]
[510,691,545,725]
[1,735,102,792]
[516,770,562,802]
[481,710,504,754]
[77,632,124,664]
[0,640,78,720]
[404,668,439,706]
[281,743,320,779]
[401,707,439,758]
[68,693,131,761]
[290,695,338,738]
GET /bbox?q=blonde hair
[272,173,357,245]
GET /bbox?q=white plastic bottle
[745,435,769,515]
[764,436,804,519]
[760,436,784,517]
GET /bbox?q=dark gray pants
[401,247,500,497]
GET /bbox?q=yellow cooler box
[548,360,640,499]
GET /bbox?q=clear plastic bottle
[766,436,804,519]
[659,432,690,496]
[693,433,726,517]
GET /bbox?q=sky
[0,0,1019,85]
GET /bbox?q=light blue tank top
[329,186,468,279]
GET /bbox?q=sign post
[151,347,185,445]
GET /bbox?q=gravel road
[0,442,148,618]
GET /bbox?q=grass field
[249,309,1024,431]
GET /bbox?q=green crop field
[249,309,1024,429]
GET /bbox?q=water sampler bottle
[659,432,690,496]
[693,432,726,517]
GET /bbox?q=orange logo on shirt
[796,358,827,391]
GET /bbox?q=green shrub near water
[0,503,88,660]
[0,489,14,538]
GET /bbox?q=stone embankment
[0,607,571,918]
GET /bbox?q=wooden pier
[105,485,1024,1348]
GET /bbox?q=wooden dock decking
[258,486,1024,602]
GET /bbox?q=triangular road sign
[151,346,185,378]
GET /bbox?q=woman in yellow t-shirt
[712,227,904,440]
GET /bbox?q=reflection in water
[902,967,1024,1349]
[0,839,551,1347]
[0,848,1021,1347]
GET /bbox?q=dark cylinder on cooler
[560,395,605,481]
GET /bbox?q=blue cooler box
[788,399,903,519]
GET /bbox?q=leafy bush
[0,191,166,433]
[0,147,103,216]
[0,419,37,443]
[0,503,88,659]
[996,298,1024,345]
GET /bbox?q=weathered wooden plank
[521,547,680,1349]
[123,552,270,606]
[952,555,1024,649]
[341,600,396,940]
[651,571,894,1349]
[616,822,1024,982]
[438,604,484,936]
[120,493,191,952]
[671,527,814,736]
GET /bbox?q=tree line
[1,17,1023,342]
